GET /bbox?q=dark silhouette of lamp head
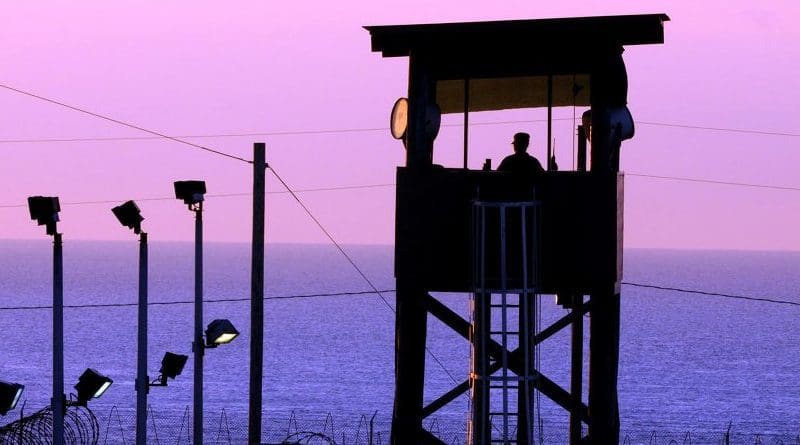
[27,196,60,236]
[111,200,144,234]
[159,352,188,382]
[0,381,24,415]
[174,181,206,208]
[205,319,240,348]
[74,368,113,406]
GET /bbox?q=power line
[2,281,796,311]
[267,164,461,385]
[637,121,800,138]
[0,118,795,145]
[0,289,395,312]
[626,173,800,192]
[622,282,800,307]
[0,83,252,163]
[0,118,575,145]
[0,183,395,209]
[3,168,798,211]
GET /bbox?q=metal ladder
[469,200,539,445]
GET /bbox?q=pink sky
[1,1,799,250]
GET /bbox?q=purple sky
[1,1,799,250]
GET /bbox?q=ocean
[1,240,799,444]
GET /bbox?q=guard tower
[366,14,668,445]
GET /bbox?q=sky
[1,1,799,250]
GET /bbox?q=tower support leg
[391,282,428,444]
[570,295,584,445]
[588,292,620,445]
[469,291,490,445]
[517,292,535,445]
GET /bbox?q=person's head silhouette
[512,132,530,154]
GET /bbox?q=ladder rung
[490,331,518,335]
[475,288,537,294]
[488,376,526,381]
[489,412,519,416]
[490,385,519,389]
[490,304,520,308]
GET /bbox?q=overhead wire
[267,164,461,385]
[2,81,798,198]
[0,81,456,383]
[3,169,798,211]
[0,118,797,145]
[0,184,395,209]
[2,83,798,329]
[2,282,797,312]
[621,282,800,307]
[0,289,395,312]
[0,118,577,145]
[636,121,800,138]
[625,173,800,192]
[0,83,252,163]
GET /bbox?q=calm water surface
[1,240,799,442]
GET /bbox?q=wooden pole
[249,143,266,444]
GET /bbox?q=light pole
[27,196,64,445]
[111,200,148,445]
[174,180,208,445]
[174,181,240,445]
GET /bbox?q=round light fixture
[390,97,409,140]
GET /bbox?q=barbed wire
[0,403,100,445]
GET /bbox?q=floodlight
[159,352,189,381]
[74,368,113,405]
[205,319,239,347]
[111,200,144,234]
[0,381,24,415]
[174,180,206,205]
[27,196,60,235]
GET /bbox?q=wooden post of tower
[587,46,625,445]
[391,51,435,445]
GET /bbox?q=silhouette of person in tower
[497,132,545,175]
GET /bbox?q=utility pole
[249,142,266,444]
